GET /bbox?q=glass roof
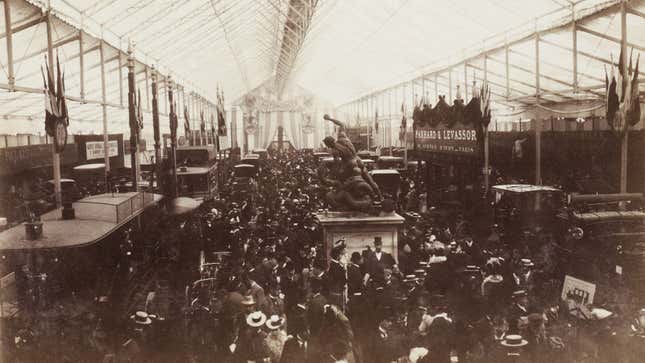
[0,0,642,135]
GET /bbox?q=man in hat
[512,258,535,292]
[281,320,311,363]
[327,240,348,310]
[307,277,328,337]
[347,252,364,297]
[499,334,529,363]
[507,290,530,334]
[366,237,396,280]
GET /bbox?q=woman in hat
[236,311,271,363]
[264,314,287,362]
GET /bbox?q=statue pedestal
[316,211,405,263]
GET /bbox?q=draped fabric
[312,110,320,149]
[264,111,273,148]
[289,111,300,149]
[277,111,289,148]
[260,112,277,149]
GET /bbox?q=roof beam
[576,24,645,52]
[13,33,80,64]
[0,15,46,39]
[539,37,645,77]
[341,1,623,107]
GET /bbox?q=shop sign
[0,144,78,176]
[415,126,479,154]
[561,275,596,304]
[86,140,118,160]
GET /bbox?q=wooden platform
[0,192,162,251]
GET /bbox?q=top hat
[131,311,152,325]
[246,311,267,328]
[500,334,528,347]
[374,236,383,245]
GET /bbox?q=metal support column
[464,63,468,101]
[168,76,178,198]
[448,69,453,101]
[535,34,542,185]
[151,66,160,191]
[118,44,124,107]
[4,0,14,88]
[434,74,438,102]
[79,30,85,101]
[572,8,578,93]
[99,40,110,185]
[145,66,150,111]
[505,43,510,99]
[619,1,628,193]
[127,42,139,190]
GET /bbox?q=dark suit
[507,303,529,334]
[307,293,327,336]
[327,260,346,308]
[347,263,363,295]
[367,251,396,279]
[280,336,310,363]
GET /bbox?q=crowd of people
[4,148,645,363]
[134,149,641,363]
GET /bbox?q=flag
[217,87,227,136]
[210,112,216,136]
[136,89,143,130]
[42,56,68,140]
[183,106,190,138]
[399,102,407,142]
[375,108,379,132]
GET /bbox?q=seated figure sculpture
[321,114,382,212]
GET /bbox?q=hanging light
[575,117,586,124]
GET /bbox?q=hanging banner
[415,125,479,155]
[86,140,119,160]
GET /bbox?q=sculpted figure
[321,114,382,212]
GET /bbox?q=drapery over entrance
[231,78,336,150]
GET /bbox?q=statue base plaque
[316,211,405,263]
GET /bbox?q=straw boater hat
[520,258,534,267]
[265,315,284,330]
[130,311,152,325]
[403,274,419,283]
[246,311,267,328]
[501,334,528,347]
[241,295,256,306]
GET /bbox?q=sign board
[0,272,15,289]
[86,140,118,160]
[415,126,479,155]
[561,275,596,305]
[0,143,78,176]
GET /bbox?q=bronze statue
[321,114,382,212]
